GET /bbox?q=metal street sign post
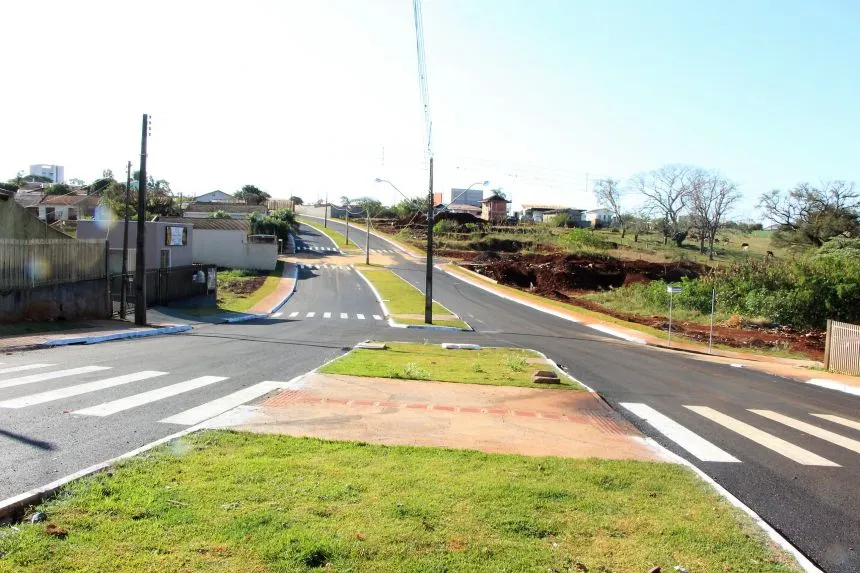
[667,285,682,343]
[708,287,716,354]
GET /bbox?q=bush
[560,228,611,250]
[433,219,459,234]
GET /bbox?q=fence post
[823,319,832,371]
[104,241,111,318]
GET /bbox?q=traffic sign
[667,286,682,294]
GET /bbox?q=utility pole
[324,192,328,228]
[365,210,371,265]
[134,114,149,325]
[120,160,131,319]
[424,156,434,324]
[345,208,350,245]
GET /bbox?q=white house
[161,217,277,270]
[586,208,615,227]
[183,202,267,219]
[193,190,237,203]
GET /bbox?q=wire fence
[825,319,860,376]
[0,239,107,289]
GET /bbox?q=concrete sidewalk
[443,262,860,394]
[0,319,189,351]
[218,372,663,460]
[249,260,298,314]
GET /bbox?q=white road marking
[685,406,839,466]
[306,312,316,318]
[0,366,111,389]
[74,376,228,417]
[288,311,299,318]
[340,313,348,319]
[271,312,283,318]
[750,410,860,454]
[160,381,283,426]
[373,315,383,320]
[620,403,739,462]
[0,371,168,408]
[0,364,53,375]
[323,312,331,318]
[811,414,860,432]
[356,314,365,320]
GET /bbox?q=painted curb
[805,378,860,397]
[354,268,391,319]
[44,324,192,346]
[265,262,300,314]
[221,313,267,324]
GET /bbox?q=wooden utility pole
[120,160,131,319]
[134,114,149,325]
[424,156,434,324]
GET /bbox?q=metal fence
[109,264,217,315]
[0,239,107,289]
[824,319,860,376]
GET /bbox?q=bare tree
[593,178,625,238]
[628,165,694,246]
[690,171,740,260]
[758,181,859,247]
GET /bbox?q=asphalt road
[1,216,857,571]
[317,216,860,573]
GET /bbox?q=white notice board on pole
[165,226,187,246]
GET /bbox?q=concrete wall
[0,278,110,322]
[193,229,276,270]
[78,220,193,270]
[0,196,70,240]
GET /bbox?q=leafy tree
[67,177,86,186]
[626,213,651,242]
[270,208,299,232]
[102,169,114,180]
[45,183,72,196]
[209,210,230,219]
[593,178,625,238]
[249,211,295,244]
[289,196,304,206]
[394,197,424,218]
[489,188,507,200]
[0,182,19,193]
[97,181,135,220]
[352,197,383,218]
[234,184,270,205]
[26,174,54,184]
[758,181,859,247]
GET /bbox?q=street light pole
[120,160,131,319]
[134,114,149,326]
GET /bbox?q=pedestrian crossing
[0,362,297,427]
[295,246,341,254]
[283,311,384,321]
[370,249,398,254]
[297,264,355,271]
[622,402,860,467]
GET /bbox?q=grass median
[320,341,581,389]
[358,268,470,329]
[298,218,362,252]
[0,431,800,572]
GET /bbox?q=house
[183,202,267,219]
[77,219,194,272]
[480,194,510,222]
[445,204,483,217]
[449,188,483,208]
[36,194,100,223]
[193,190,238,203]
[522,204,571,223]
[0,190,71,239]
[161,217,277,271]
[586,208,615,227]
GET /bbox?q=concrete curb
[805,378,860,397]
[218,262,300,324]
[43,324,192,346]
[354,268,391,319]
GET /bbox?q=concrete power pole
[120,160,131,319]
[134,114,149,325]
[424,156,434,324]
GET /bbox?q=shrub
[433,219,459,234]
[560,228,611,250]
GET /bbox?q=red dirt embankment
[463,253,825,360]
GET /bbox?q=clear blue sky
[2,0,858,217]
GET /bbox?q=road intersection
[0,220,857,572]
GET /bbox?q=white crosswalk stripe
[271,312,283,318]
[289,311,299,318]
[811,414,860,432]
[0,364,53,375]
[750,410,860,454]
[0,366,111,389]
[340,313,348,319]
[323,312,331,318]
[0,371,167,408]
[686,406,839,466]
[373,315,383,320]
[306,312,315,318]
[74,376,228,417]
[356,314,365,320]
[160,381,284,426]
[621,403,739,462]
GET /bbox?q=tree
[394,197,424,218]
[209,210,230,219]
[234,185,270,205]
[45,183,72,196]
[102,169,114,180]
[626,212,652,243]
[352,197,382,218]
[690,171,740,260]
[0,182,19,193]
[67,177,86,186]
[489,188,507,200]
[758,181,859,247]
[629,165,695,247]
[593,178,625,238]
[289,196,304,206]
[25,174,53,184]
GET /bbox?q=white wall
[192,229,277,270]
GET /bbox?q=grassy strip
[298,217,362,252]
[446,264,811,361]
[359,268,469,329]
[320,342,578,388]
[0,431,800,572]
[218,261,284,313]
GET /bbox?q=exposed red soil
[463,252,825,360]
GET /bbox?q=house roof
[13,191,44,208]
[185,202,266,213]
[587,208,613,214]
[481,194,511,203]
[446,204,482,214]
[39,194,99,206]
[194,190,238,203]
[161,217,251,231]
[521,204,570,211]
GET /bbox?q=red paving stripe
[379,401,400,407]
[460,407,482,413]
[326,398,348,404]
[352,400,376,406]
[433,405,456,412]
[406,403,429,409]
[514,411,537,417]
[486,408,508,415]
[541,413,562,420]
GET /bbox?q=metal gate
[824,319,860,376]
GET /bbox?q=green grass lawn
[298,218,362,252]
[320,342,579,389]
[358,268,470,329]
[215,261,284,313]
[0,432,800,572]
